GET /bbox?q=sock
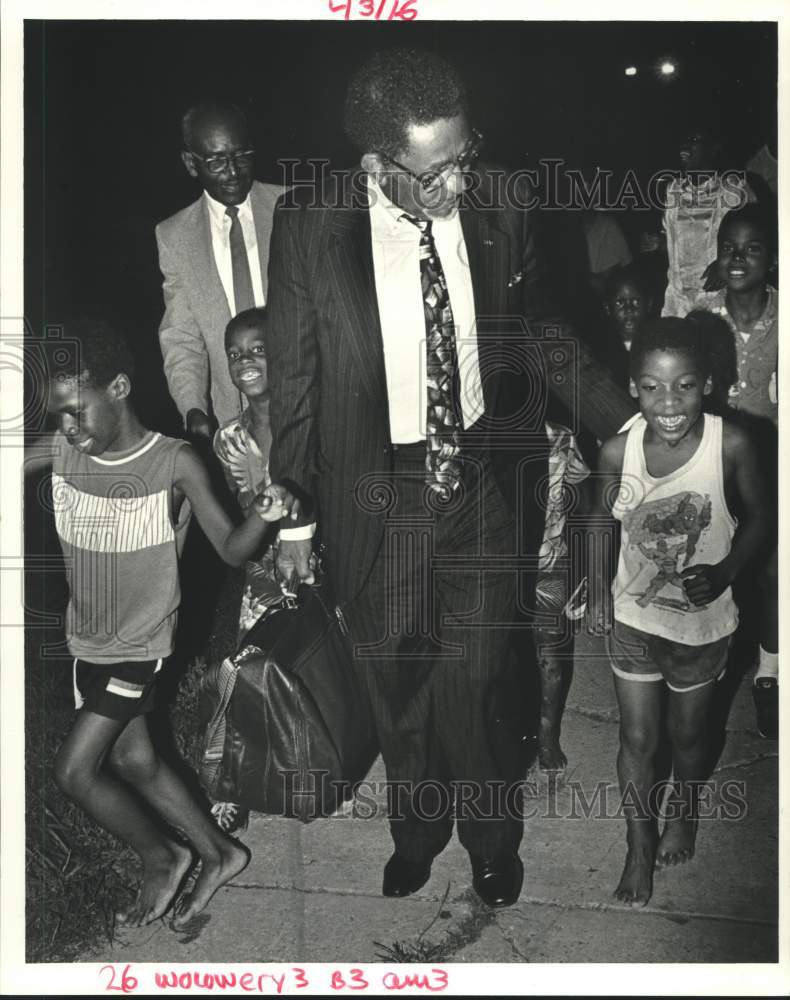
[754,647,779,683]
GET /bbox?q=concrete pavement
[90,632,779,968]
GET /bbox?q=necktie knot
[401,213,432,238]
[225,205,239,220]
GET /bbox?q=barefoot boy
[588,318,770,906]
[29,319,300,929]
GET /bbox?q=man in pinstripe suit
[266,49,632,907]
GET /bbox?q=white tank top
[612,413,738,645]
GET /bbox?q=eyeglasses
[383,129,484,192]
[187,149,255,175]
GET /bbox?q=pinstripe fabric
[266,167,634,859]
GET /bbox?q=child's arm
[173,445,300,567]
[681,423,772,605]
[586,433,627,633]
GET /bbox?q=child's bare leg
[658,681,717,867]
[536,632,568,771]
[612,675,662,906]
[109,717,250,928]
[54,711,193,927]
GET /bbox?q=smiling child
[588,318,770,907]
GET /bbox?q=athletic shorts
[607,620,731,693]
[73,658,163,721]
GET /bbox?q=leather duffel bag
[199,580,378,822]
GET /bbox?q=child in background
[589,318,770,906]
[29,319,299,929]
[207,309,293,832]
[533,423,590,771]
[213,309,287,642]
[598,265,653,388]
[643,123,754,318]
[707,204,778,738]
[708,205,778,426]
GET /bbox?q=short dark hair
[181,100,248,150]
[629,317,711,379]
[717,203,777,254]
[45,316,136,389]
[225,307,268,347]
[604,263,651,303]
[344,48,467,159]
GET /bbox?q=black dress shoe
[469,853,524,907]
[382,852,432,897]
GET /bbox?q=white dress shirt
[204,190,265,314]
[368,177,484,442]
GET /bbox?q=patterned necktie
[407,217,463,495]
[225,205,255,315]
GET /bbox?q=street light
[625,66,638,77]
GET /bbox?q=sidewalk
[91,633,778,965]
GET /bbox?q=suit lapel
[183,198,231,327]
[327,183,388,406]
[460,180,513,419]
[250,181,275,296]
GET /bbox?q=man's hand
[186,408,215,441]
[253,484,302,524]
[276,537,316,593]
[681,562,730,606]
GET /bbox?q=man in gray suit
[156,100,285,438]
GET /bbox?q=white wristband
[279,522,317,541]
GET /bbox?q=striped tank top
[51,431,191,663]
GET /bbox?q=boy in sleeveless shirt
[28,319,301,929]
[588,318,770,907]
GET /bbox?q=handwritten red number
[100,965,138,994]
[328,0,352,19]
[293,968,310,989]
[331,969,368,990]
[350,968,369,989]
[359,0,374,14]
[431,969,449,992]
[390,0,418,19]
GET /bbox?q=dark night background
[24,19,777,434]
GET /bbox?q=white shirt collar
[203,188,254,226]
[366,174,460,237]
[367,175,412,235]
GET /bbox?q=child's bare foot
[614,827,655,907]
[655,817,697,868]
[171,839,250,929]
[116,842,194,928]
[538,724,567,772]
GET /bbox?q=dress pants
[347,443,527,862]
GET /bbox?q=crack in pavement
[713,751,778,772]
[492,919,530,961]
[564,705,619,724]
[511,895,777,927]
[224,882,776,929]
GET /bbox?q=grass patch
[24,645,213,962]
